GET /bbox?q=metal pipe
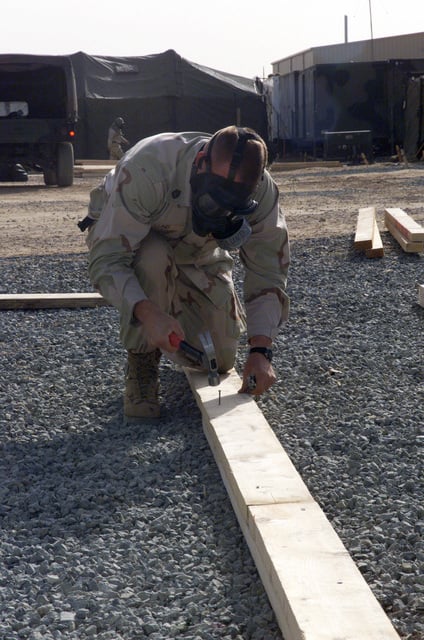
[368,0,375,60]
[368,0,374,40]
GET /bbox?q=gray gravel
[0,233,423,639]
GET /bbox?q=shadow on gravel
[0,359,283,637]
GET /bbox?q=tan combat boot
[124,350,161,423]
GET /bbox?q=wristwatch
[249,347,273,362]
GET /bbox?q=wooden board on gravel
[354,207,384,258]
[385,218,424,253]
[384,207,424,242]
[0,292,108,310]
[185,367,401,640]
[417,284,424,308]
[354,206,375,251]
[365,217,384,258]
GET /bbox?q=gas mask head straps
[201,126,266,182]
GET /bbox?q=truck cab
[0,54,78,186]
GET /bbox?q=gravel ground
[0,232,423,639]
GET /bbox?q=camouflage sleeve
[87,163,166,328]
[86,169,115,221]
[239,170,290,340]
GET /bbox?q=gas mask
[190,127,264,250]
[190,172,258,250]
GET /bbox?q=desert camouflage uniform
[87,131,290,371]
[107,127,129,161]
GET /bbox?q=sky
[2,0,424,78]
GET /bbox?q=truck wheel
[56,142,74,187]
[43,168,57,185]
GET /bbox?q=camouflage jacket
[87,131,290,339]
[107,127,128,151]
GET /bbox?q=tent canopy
[70,50,267,159]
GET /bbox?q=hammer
[169,330,220,386]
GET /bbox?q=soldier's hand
[239,352,276,396]
[133,299,184,351]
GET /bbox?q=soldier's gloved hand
[239,351,276,396]
[133,299,184,352]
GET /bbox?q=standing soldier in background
[107,117,129,160]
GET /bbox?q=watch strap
[249,347,273,362]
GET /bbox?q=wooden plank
[249,502,401,640]
[365,217,384,258]
[74,160,116,177]
[271,161,341,171]
[74,165,114,177]
[186,369,313,512]
[75,159,116,166]
[0,293,109,310]
[354,207,375,251]
[385,218,424,253]
[384,207,424,242]
[74,165,115,171]
[417,284,424,308]
[185,367,401,640]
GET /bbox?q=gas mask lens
[196,191,229,218]
[190,172,258,248]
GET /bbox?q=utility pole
[368,0,374,40]
[368,0,374,59]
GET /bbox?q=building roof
[271,31,424,76]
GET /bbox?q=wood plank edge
[75,159,116,166]
[385,219,424,252]
[384,208,424,241]
[354,207,375,251]
[248,502,400,639]
[365,218,384,258]
[0,293,110,310]
[184,367,401,640]
[271,161,341,171]
[417,284,424,308]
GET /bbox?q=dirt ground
[0,162,423,258]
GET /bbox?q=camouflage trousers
[120,232,246,373]
[109,143,124,160]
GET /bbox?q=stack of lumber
[354,206,384,258]
[384,208,424,253]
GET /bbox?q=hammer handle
[169,332,203,365]
[169,332,182,348]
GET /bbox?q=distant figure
[107,117,129,160]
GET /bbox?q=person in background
[82,125,290,423]
[107,117,129,160]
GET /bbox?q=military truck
[0,54,78,186]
